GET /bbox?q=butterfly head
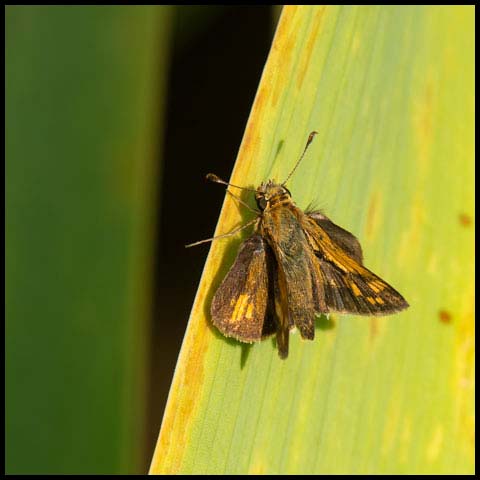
[255,180,292,211]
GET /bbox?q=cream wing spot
[231,294,250,324]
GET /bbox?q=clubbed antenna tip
[282,130,319,186]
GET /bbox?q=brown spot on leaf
[438,310,452,324]
[459,213,472,227]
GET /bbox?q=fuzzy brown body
[210,180,409,359]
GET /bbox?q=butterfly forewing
[211,235,276,342]
[301,214,409,315]
[317,258,409,315]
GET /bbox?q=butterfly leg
[185,218,258,248]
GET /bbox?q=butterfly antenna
[281,131,318,186]
[206,173,257,192]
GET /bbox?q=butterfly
[187,132,409,358]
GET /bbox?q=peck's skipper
[187,132,409,358]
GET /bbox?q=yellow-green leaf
[150,5,474,474]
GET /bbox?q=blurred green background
[6,5,274,474]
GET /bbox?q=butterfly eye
[256,196,268,210]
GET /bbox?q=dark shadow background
[146,5,274,467]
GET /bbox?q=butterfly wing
[211,235,276,342]
[302,214,409,315]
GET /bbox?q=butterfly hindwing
[211,235,276,342]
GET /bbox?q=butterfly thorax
[255,180,293,211]
[255,182,305,259]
